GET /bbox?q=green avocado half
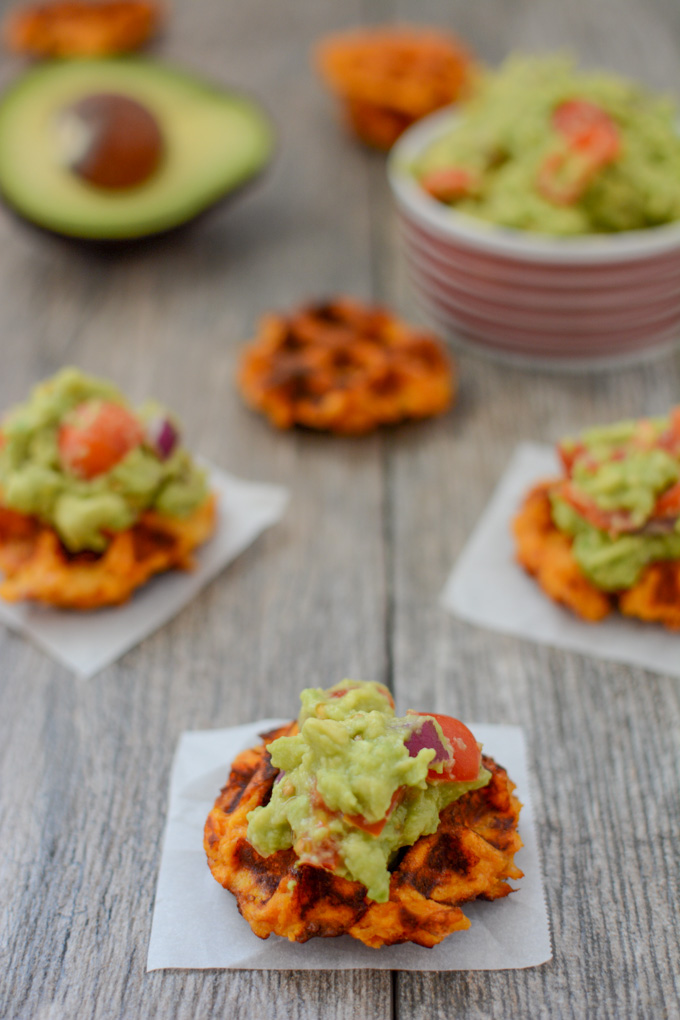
[0,58,274,239]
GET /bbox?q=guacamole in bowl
[387,56,680,365]
[414,55,680,237]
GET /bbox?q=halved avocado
[0,58,274,239]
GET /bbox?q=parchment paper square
[442,442,680,678]
[147,719,551,971]
[0,466,288,679]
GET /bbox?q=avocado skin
[0,158,272,251]
[0,58,275,241]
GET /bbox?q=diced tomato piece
[421,166,477,204]
[553,100,620,164]
[560,480,635,534]
[536,150,592,205]
[632,419,659,450]
[382,687,395,709]
[344,788,404,836]
[572,123,620,164]
[329,684,394,709]
[344,815,387,837]
[537,146,613,205]
[670,407,680,439]
[558,440,586,475]
[653,481,680,518]
[411,712,481,782]
[538,100,620,206]
[293,833,340,872]
[553,99,618,142]
[58,400,143,479]
[309,783,330,813]
[657,407,680,455]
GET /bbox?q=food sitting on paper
[0,366,215,608]
[204,679,523,948]
[514,409,680,627]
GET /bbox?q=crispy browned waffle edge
[204,722,523,948]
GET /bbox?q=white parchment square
[442,442,680,678]
[0,467,288,679]
[147,719,551,972]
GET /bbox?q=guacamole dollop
[551,411,680,590]
[415,55,680,235]
[0,367,208,551]
[246,680,490,904]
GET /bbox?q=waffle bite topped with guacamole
[514,410,680,627]
[204,680,522,948]
[0,367,215,608]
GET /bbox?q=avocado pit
[56,92,164,189]
[0,58,274,239]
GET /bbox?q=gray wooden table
[1,1,679,1017]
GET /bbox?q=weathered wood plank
[0,0,392,1016]
[384,1,680,1017]
[1,0,680,1016]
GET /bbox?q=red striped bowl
[387,108,680,369]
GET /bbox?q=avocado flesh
[0,59,274,239]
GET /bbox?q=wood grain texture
[0,0,391,1016]
[385,1,680,1018]
[0,0,679,1017]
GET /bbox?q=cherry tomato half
[538,100,620,206]
[413,712,481,782]
[552,99,618,143]
[59,400,143,479]
[421,166,477,204]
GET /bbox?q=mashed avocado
[246,680,490,903]
[415,55,680,235]
[551,411,680,590]
[0,367,208,551]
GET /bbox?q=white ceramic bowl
[387,108,680,369]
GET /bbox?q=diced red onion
[274,770,285,784]
[146,417,179,460]
[638,518,678,536]
[404,717,450,763]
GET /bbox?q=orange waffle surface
[4,0,161,57]
[205,722,523,948]
[316,25,473,149]
[238,297,455,435]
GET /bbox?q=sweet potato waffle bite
[237,297,454,435]
[0,367,215,609]
[514,483,680,628]
[0,495,215,609]
[513,410,680,629]
[4,0,161,57]
[315,25,473,149]
[204,681,523,949]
